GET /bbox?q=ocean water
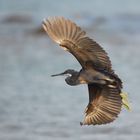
[0,0,140,140]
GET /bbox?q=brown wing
[42,17,112,72]
[81,84,122,125]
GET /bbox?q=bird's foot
[120,92,131,111]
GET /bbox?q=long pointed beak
[51,72,65,77]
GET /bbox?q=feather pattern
[81,84,122,125]
[42,17,112,72]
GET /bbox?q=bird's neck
[65,73,79,86]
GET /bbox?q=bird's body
[42,17,129,125]
[65,68,118,86]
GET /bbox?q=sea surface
[0,0,140,140]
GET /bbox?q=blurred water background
[0,0,140,140]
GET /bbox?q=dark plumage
[42,17,123,125]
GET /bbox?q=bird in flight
[42,17,130,125]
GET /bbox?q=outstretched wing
[81,84,122,125]
[42,17,112,72]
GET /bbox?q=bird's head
[51,69,76,77]
[51,69,79,86]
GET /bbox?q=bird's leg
[92,76,117,88]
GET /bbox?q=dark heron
[42,17,130,125]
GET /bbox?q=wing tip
[42,16,86,45]
[81,114,118,126]
[42,18,47,32]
